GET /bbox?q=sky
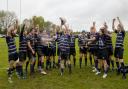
[0,0,128,31]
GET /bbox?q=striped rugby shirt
[105,34,113,49]
[19,25,27,53]
[78,34,88,48]
[49,36,56,49]
[70,34,77,49]
[59,34,70,53]
[88,32,98,49]
[6,36,17,55]
[40,33,50,47]
[96,34,107,50]
[35,34,42,51]
[115,31,125,48]
[27,33,35,51]
[56,32,62,49]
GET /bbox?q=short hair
[100,27,105,34]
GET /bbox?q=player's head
[29,28,35,35]
[8,25,17,37]
[34,24,39,34]
[117,24,122,32]
[82,30,86,35]
[99,27,105,35]
[60,31,64,36]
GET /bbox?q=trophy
[59,17,66,25]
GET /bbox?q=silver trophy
[59,17,66,25]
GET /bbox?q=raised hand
[117,17,119,20]
[113,18,116,22]
[59,17,66,25]
[93,21,96,26]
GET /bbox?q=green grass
[0,33,128,89]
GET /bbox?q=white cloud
[0,0,128,31]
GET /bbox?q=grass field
[0,33,128,89]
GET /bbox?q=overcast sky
[0,0,128,31]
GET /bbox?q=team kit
[5,17,126,83]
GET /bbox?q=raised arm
[112,18,116,32]
[93,22,96,27]
[7,19,18,36]
[59,17,69,34]
[117,17,125,31]
[104,22,108,29]
[93,21,96,32]
[27,41,35,54]
[20,24,25,37]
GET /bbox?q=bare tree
[0,11,17,32]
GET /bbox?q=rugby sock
[37,56,40,68]
[30,64,34,74]
[42,62,44,69]
[116,62,120,74]
[53,61,56,68]
[120,62,126,79]
[12,67,15,72]
[58,56,61,64]
[64,60,67,68]
[58,56,61,68]
[95,60,98,70]
[33,61,36,71]
[111,60,114,69]
[8,68,13,77]
[79,58,82,68]
[25,61,29,73]
[122,72,126,79]
[19,66,23,77]
[49,60,52,69]
[73,58,76,67]
[60,68,64,75]
[85,57,87,66]
[104,67,109,74]
[121,62,125,68]
[46,59,49,70]
[68,64,72,74]
[107,59,110,67]
[89,55,92,66]
[38,61,42,71]
[116,62,120,69]
[30,64,32,73]
[16,65,20,75]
